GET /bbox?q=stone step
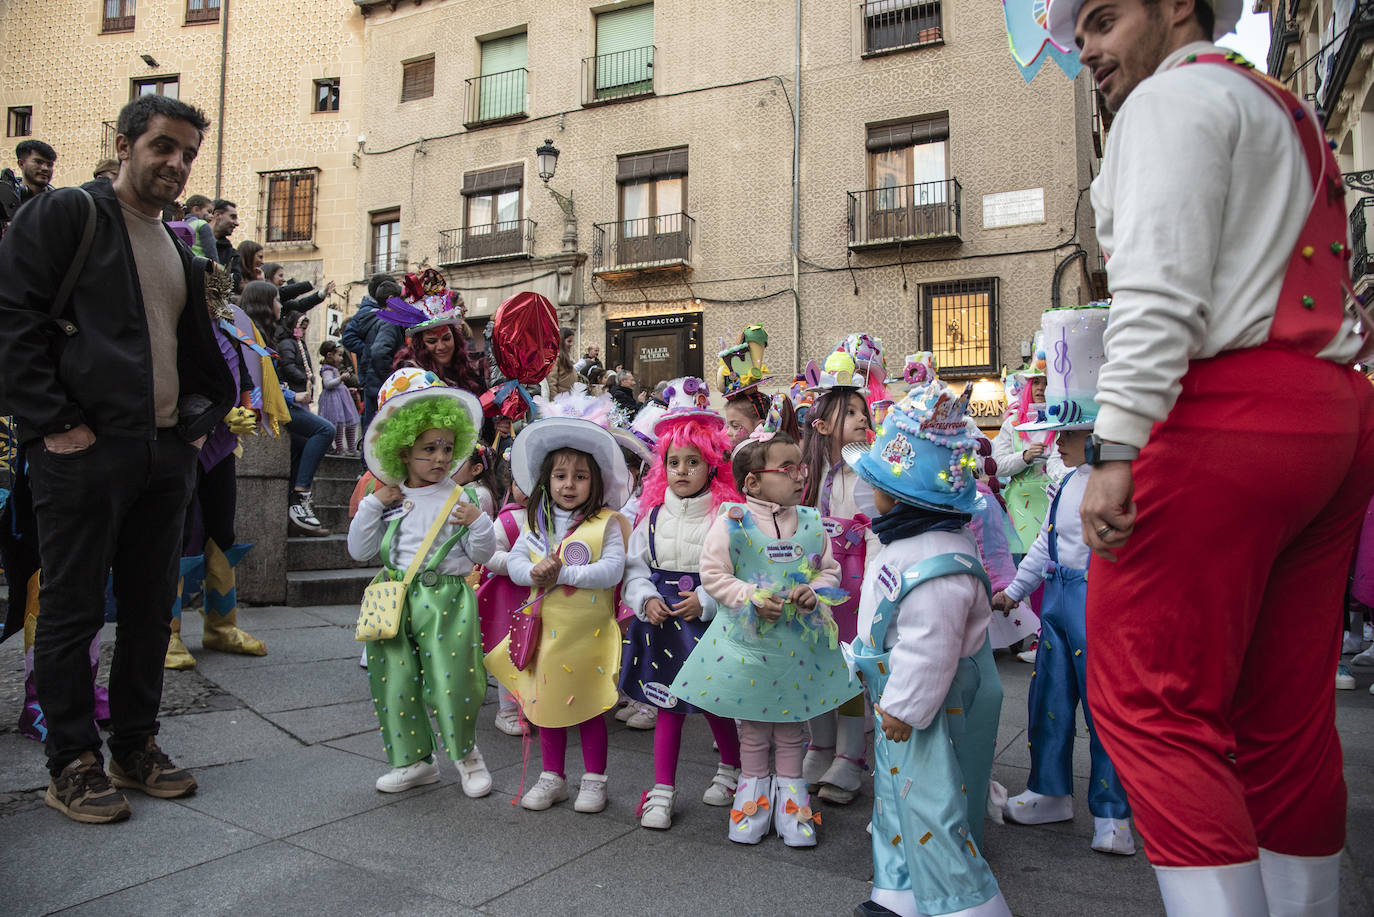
[287,534,373,571]
[286,568,375,607]
[318,452,366,478]
[309,474,360,507]
[311,502,351,529]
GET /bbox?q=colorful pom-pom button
[1302,296,1316,309]
[1301,246,1315,259]
[1332,243,1346,255]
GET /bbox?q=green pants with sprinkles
[366,571,487,768]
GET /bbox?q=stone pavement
[0,604,1370,917]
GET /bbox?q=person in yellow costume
[485,387,630,816]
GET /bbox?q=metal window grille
[922,278,999,376]
[260,168,319,244]
[401,57,435,102]
[861,0,942,54]
[102,0,135,33]
[185,0,219,24]
[582,46,655,105]
[7,107,32,138]
[102,121,118,159]
[314,78,340,113]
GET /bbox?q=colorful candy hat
[716,324,772,398]
[1016,330,1048,380]
[788,372,817,425]
[1045,0,1242,51]
[839,333,889,402]
[802,350,866,394]
[377,267,466,338]
[1016,304,1109,432]
[903,352,939,386]
[512,385,630,508]
[610,400,662,466]
[652,376,721,435]
[842,379,985,515]
[364,367,483,486]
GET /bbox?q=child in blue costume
[844,380,1011,917]
[992,304,1134,856]
[670,399,858,848]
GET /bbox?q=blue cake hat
[842,379,985,515]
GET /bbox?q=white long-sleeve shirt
[991,414,1068,482]
[1092,41,1364,449]
[622,490,719,622]
[347,478,495,574]
[506,505,626,590]
[1004,468,1088,603]
[482,505,527,577]
[855,529,992,730]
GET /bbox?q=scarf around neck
[870,501,969,545]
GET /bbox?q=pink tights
[653,710,742,786]
[539,714,608,777]
[739,720,805,779]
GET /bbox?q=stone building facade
[0,0,366,338]
[1263,0,1374,301]
[353,0,1105,410]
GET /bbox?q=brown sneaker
[45,752,132,824]
[108,738,198,799]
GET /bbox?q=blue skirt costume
[669,503,859,722]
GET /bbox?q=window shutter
[616,147,687,182]
[401,57,435,102]
[462,163,525,196]
[596,4,654,56]
[481,33,527,75]
[867,115,948,151]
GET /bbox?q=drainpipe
[1051,248,1087,309]
[214,0,229,197]
[791,0,802,372]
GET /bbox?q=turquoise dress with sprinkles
[669,503,860,721]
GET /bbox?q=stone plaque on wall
[982,189,1046,229]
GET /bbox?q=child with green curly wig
[348,367,497,798]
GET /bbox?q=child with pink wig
[620,377,745,830]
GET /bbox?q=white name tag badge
[381,504,407,522]
[876,564,902,602]
[765,542,804,563]
[642,682,679,709]
[821,518,845,538]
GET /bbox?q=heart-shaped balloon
[492,291,560,385]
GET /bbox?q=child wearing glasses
[670,397,859,847]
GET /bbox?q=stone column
[234,431,290,604]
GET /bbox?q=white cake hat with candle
[1016,304,1110,432]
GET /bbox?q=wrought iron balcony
[364,253,404,277]
[581,46,655,106]
[860,0,944,56]
[438,219,536,265]
[1351,196,1374,284]
[593,212,693,276]
[463,68,528,128]
[847,178,962,249]
[1320,0,1374,111]
[102,121,118,160]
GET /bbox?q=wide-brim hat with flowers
[364,367,484,486]
[377,268,467,338]
[512,386,630,508]
[842,379,985,515]
[653,376,721,435]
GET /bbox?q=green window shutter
[595,4,653,96]
[479,33,527,121]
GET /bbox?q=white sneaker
[455,748,492,798]
[1002,788,1074,824]
[574,772,609,813]
[494,707,525,736]
[817,755,865,805]
[702,763,740,806]
[623,702,657,730]
[1017,639,1039,664]
[375,759,440,793]
[1092,816,1137,855]
[639,783,676,829]
[1352,644,1374,666]
[614,701,635,723]
[520,770,569,811]
[1342,630,1364,655]
[1336,663,1356,690]
[359,647,368,668]
[801,745,834,787]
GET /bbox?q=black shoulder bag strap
[50,188,97,336]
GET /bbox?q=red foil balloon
[492,291,559,384]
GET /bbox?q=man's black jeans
[29,430,198,775]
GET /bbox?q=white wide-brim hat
[511,416,631,510]
[1045,0,1242,52]
[363,368,484,486]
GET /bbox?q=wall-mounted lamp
[536,139,559,184]
[140,54,158,67]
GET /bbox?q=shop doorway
[607,311,703,396]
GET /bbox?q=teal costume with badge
[669,503,860,721]
[365,486,486,769]
[849,554,1003,914]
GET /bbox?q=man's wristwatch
[1086,435,1140,465]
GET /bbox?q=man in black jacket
[0,94,236,824]
[341,273,401,439]
[0,139,57,238]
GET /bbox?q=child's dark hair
[319,339,339,359]
[801,388,872,506]
[527,448,605,543]
[729,389,801,442]
[464,442,504,503]
[732,431,798,494]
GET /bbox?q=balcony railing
[438,219,536,265]
[847,178,962,248]
[593,212,693,275]
[581,45,655,106]
[1352,196,1374,283]
[1321,0,1374,111]
[861,0,943,55]
[463,68,528,127]
[365,253,404,277]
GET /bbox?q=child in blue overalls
[844,380,1012,917]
